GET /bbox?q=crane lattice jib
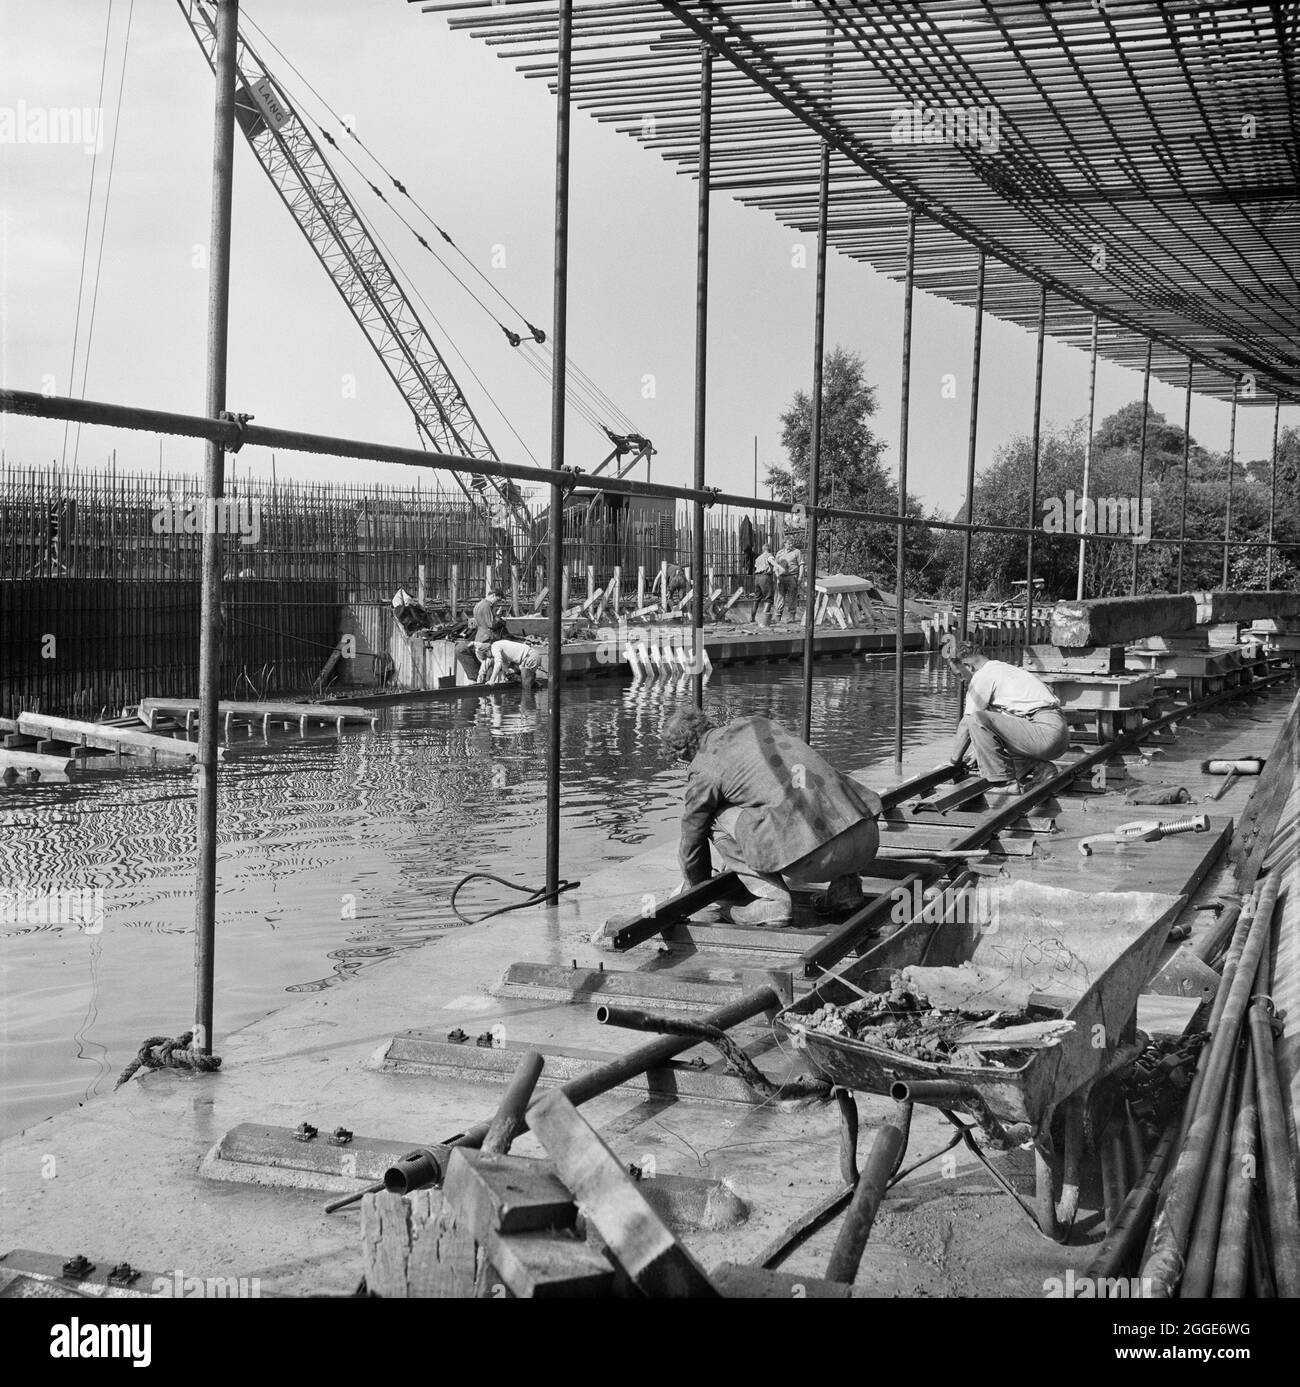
[179,1,530,531]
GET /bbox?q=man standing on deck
[662,708,882,927]
[751,542,777,622]
[946,640,1070,799]
[773,537,803,622]
[472,588,508,682]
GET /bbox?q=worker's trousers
[962,707,1069,784]
[773,577,798,621]
[710,808,879,904]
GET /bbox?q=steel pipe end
[382,1149,442,1195]
[594,1005,612,1025]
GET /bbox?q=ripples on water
[0,654,960,1137]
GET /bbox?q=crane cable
[239,6,645,445]
[62,0,116,468]
[73,0,136,468]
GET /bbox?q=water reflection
[0,654,960,1137]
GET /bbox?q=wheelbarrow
[778,877,1185,1240]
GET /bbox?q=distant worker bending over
[947,640,1069,798]
[662,708,882,928]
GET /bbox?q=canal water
[0,654,961,1139]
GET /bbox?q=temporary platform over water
[1,657,1294,1297]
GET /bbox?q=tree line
[767,346,1300,600]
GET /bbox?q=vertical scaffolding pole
[193,0,239,1055]
[892,210,916,777]
[691,43,711,709]
[800,137,830,746]
[1076,313,1098,600]
[1266,397,1280,589]
[1175,357,1193,593]
[1024,284,1047,662]
[957,252,985,646]
[1222,377,1238,589]
[545,0,572,899]
[1131,341,1153,596]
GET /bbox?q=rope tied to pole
[114,1032,222,1089]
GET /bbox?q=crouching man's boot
[729,873,793,928]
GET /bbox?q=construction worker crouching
[662,708,882,928]
[489,636,544,690]
[947,639,1069,799]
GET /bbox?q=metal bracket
[107,1261,140,1286]
[61,1254,94,1279]
[294,1121,317,1142]
[218,410,254,453]
[328,1127,353,1147]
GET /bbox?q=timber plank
[527,1090,718,1297]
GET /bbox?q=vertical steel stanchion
[957,251,985,724]
[545,0,573,900]
[1222,377,1238,589]
[1131,340,1152,596]
[1266,397,1280,589]
[1076,313,1098,600]
[801,137,831,746]
[1024,284,1047,663]
[691,42,711,709]
[1176,356,1193,593]
[194,0,239,1056]
[893,210,916,777]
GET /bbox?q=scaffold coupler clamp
[218,410,254,453]
[701,486,721,509]
[559,465,584,496]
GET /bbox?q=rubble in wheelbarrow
[801,971,1075,1069]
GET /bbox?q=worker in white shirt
[751,543,778,622]
[946,640,1069,797]
[488,637,544,689]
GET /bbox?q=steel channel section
[1024,284,1047,654]
[1077,313,1098,600]
[958,251,985,650]
[692,42,711,709]
[546,0,573,898]
[194,0,239,1055]
[1222,377,1238,589]
[801,136,831,744]
[1176,357,1194,593]
[1131,341,1153,596]
[893,210,916,774]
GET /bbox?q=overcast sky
[0,0,1289,512]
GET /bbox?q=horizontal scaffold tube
[2,388,1288,551]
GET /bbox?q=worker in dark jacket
[472,588,507,681]
[662,709,882,926]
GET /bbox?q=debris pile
[802,970,1075,1070]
